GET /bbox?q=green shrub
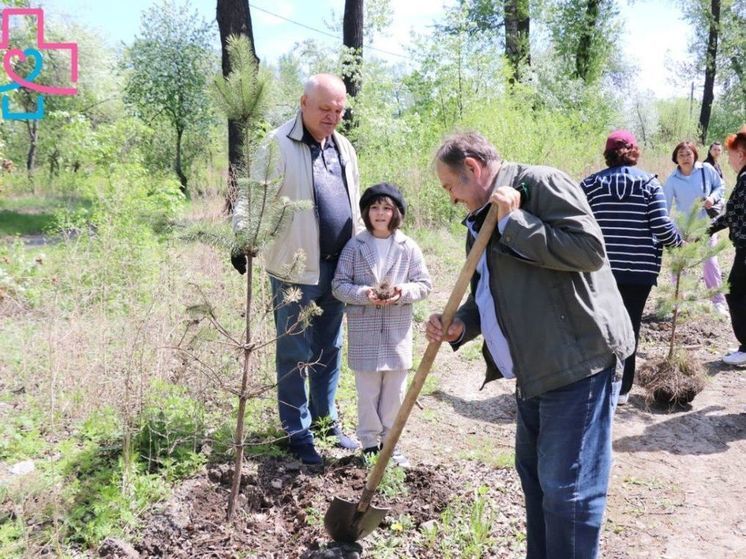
[134,380,206,477]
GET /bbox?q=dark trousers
[726,249,746,352]
[617,283,653,395]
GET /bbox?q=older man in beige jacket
[232,74,362,464]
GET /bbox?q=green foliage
[0,516,25,559]
[368,514,416,557]
[1,21,123,177]
[0,209,55,237]
[546,0,621,84]
[80,407,122,443]
[668,206,728,277]
[405,7,504,129]
[134,381,207,478]
[365,454,408,498]
[123,0,213,128]
[654,98,700,145]
[421,486,496,558]
[0,392,210,552]
[0,239,45,306]
[122,0,216,189]
[0,409,47,461]
[657,205,728,356]
[212,35,271,131]
[61,445,170,546]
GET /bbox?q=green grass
[0,209,57,236]
[457,438,515,469]
[0,196,90,236]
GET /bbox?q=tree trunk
[504,0,530,82]
[699,0,720,143]
[575,0,601,82]
[175,126,188,195]
[342,0,364,130]
[216,0,259,213]
[227,255,253,520]
[668,271,682,361]
[25,118,37,173]
[730,56,746,106]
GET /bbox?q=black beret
[359,182,406,217]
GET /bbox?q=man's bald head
[300,74,347,143]
[303,73,347,97]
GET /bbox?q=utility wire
[248,2,409,60]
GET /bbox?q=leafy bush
[134,380,207,477]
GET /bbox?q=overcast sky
[27,0,693,99]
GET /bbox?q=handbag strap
[700,166,708,197]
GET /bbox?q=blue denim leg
[515,364,620,559]
[270,260,344,445]
[307,261,344,423]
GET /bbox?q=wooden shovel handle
[357,203,499,512]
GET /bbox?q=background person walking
[704,141,725,179]
[580,130,682,405]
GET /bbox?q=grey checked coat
[332,230,432,372]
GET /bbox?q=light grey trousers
[354,369,408,449]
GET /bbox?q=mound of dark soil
[132,454,522,558]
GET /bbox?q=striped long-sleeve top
[580,165,682,285]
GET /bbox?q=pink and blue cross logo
[1,7,78,120]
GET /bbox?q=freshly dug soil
[134,456,523,558]
[127,306,746,559]
[371,280,396,301]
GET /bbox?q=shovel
[324,203,499,543]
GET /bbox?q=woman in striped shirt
[581,130,682,405]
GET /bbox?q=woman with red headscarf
[581,130,682,404]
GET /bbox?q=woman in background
[581,130,682,405]
[663,141,728,316]
[704,141,724,179]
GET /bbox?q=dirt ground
[127,299,746,559]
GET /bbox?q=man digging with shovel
[426,132,634,559]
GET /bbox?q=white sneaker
[391,450,411,468]
[714,302,730,317]
[617,392,629,405]
[722,351,746,366]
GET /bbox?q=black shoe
[288,442,322,465]
[363,445,380,456]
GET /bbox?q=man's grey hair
[435,132,501,170]
[303,73,346,96]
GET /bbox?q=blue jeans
[270,259,344,446]
[515,364,620,559]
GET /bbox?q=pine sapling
[212,35,312,519]
[638,205,727,407]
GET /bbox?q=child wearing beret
[332,182,432,467]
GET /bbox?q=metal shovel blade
[324,496,390,543]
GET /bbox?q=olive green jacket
[454,162,635,399]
